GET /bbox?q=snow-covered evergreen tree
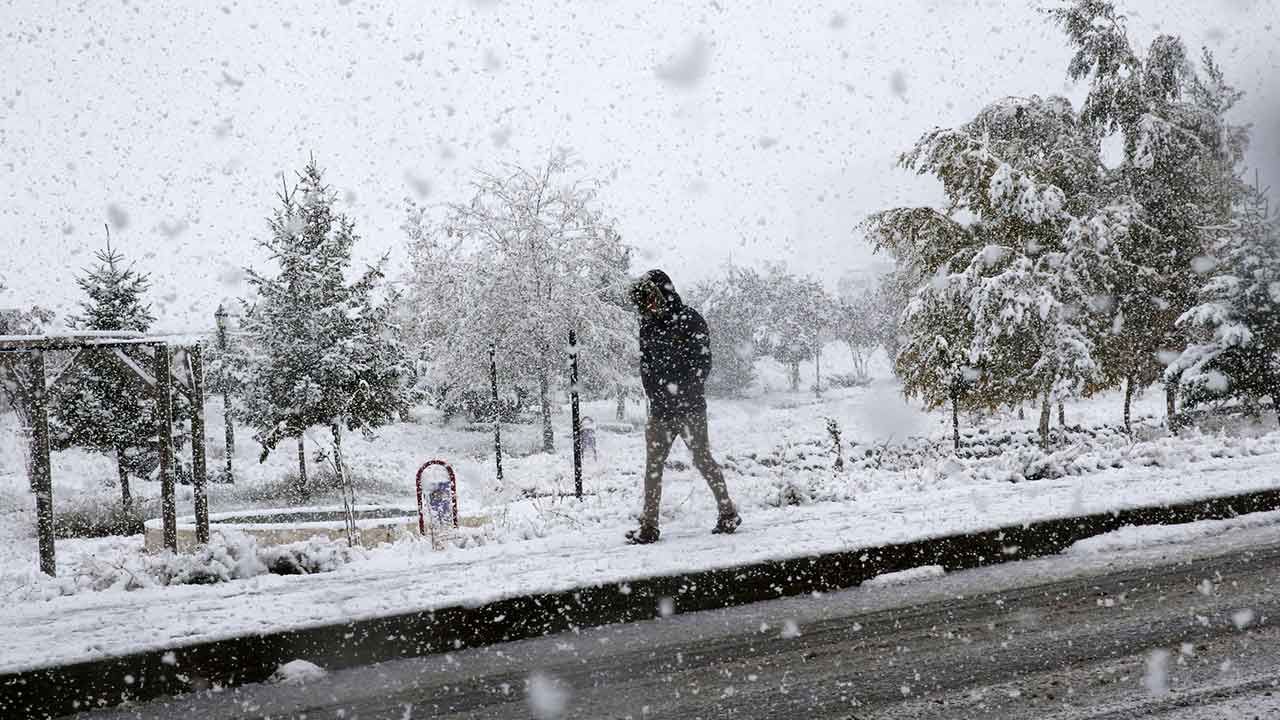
[238,160,412,487]
[51,240,158,506]
[1048,0,1249,427]
[1169,179,1280,421]
[404,155,635,452]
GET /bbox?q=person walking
[625,269,740,544]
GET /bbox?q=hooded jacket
[631,269,713,420]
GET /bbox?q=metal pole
[188,346,210,544]
[28,351,55,576]
[154,344,177,551]
[569,329,583,500]
[489,343,503,485]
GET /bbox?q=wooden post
[569,329,583,500]
[28,351,55,576]
[489,343,503,485]
[188,346,210,545]
[154,344,177,551]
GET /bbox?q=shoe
[712,512,741,535]
[625,526,660,545]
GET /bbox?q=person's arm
[638,324,662,398]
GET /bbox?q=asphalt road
[84,530,1280,720]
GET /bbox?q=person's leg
[640,417,677,530]
[679,411,737,519]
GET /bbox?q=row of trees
[2,163,416,500]
[687,265,900,396]
[866,0,1275,447]
[6,177,905,503]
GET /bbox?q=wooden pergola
[0,331,211,576]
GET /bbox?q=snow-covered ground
[1,352,1279,672]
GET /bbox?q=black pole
[28,350,55,576]
[214,305,234,483]
[155,344,177,551]
[489,343,503,485]
[569,329,583,500]
[189,346,210,545]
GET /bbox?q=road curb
[5,486,1280,718]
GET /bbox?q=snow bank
[1066,511,1280,556]
[269,659,327,685]
[864,564,946,588]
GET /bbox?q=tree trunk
[615,385,626,422]
[814,344,822,397]
[1123,375,1134,434]
[951,389,960,451]
[296,434,308,491]
[222,391,235,483]
[539,363,554,453]
[1265,366,1280,430]
[1057,402,1065,428]
[1038,384,1052,450]
[1165,382,1178,434]
[115,445,132,508]
[489,344,503,485]
[331,423,358,547]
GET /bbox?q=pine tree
[50,239,158,506]
[238,160,412,490]
[1169,178,1280,422]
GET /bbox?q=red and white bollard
[415,460,458,535]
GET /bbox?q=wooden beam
[155,345,177,552]
[0,352,29,397]
[0,333,147,352]
[188,346,210,545]
[45,348,84,395]
[28,351,55,576]
[170,347,194,396]
[111,347,193,403]
[112,347,157,386]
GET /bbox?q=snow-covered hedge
[14,531,362,600]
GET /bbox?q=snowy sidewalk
[3,451,1279,675]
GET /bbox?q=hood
[630,268,684,310]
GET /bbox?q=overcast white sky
[1,0,1276,331]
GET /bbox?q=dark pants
[641,411,736,529]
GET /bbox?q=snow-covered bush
[53,497,157,539]
[12,531,362,600]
